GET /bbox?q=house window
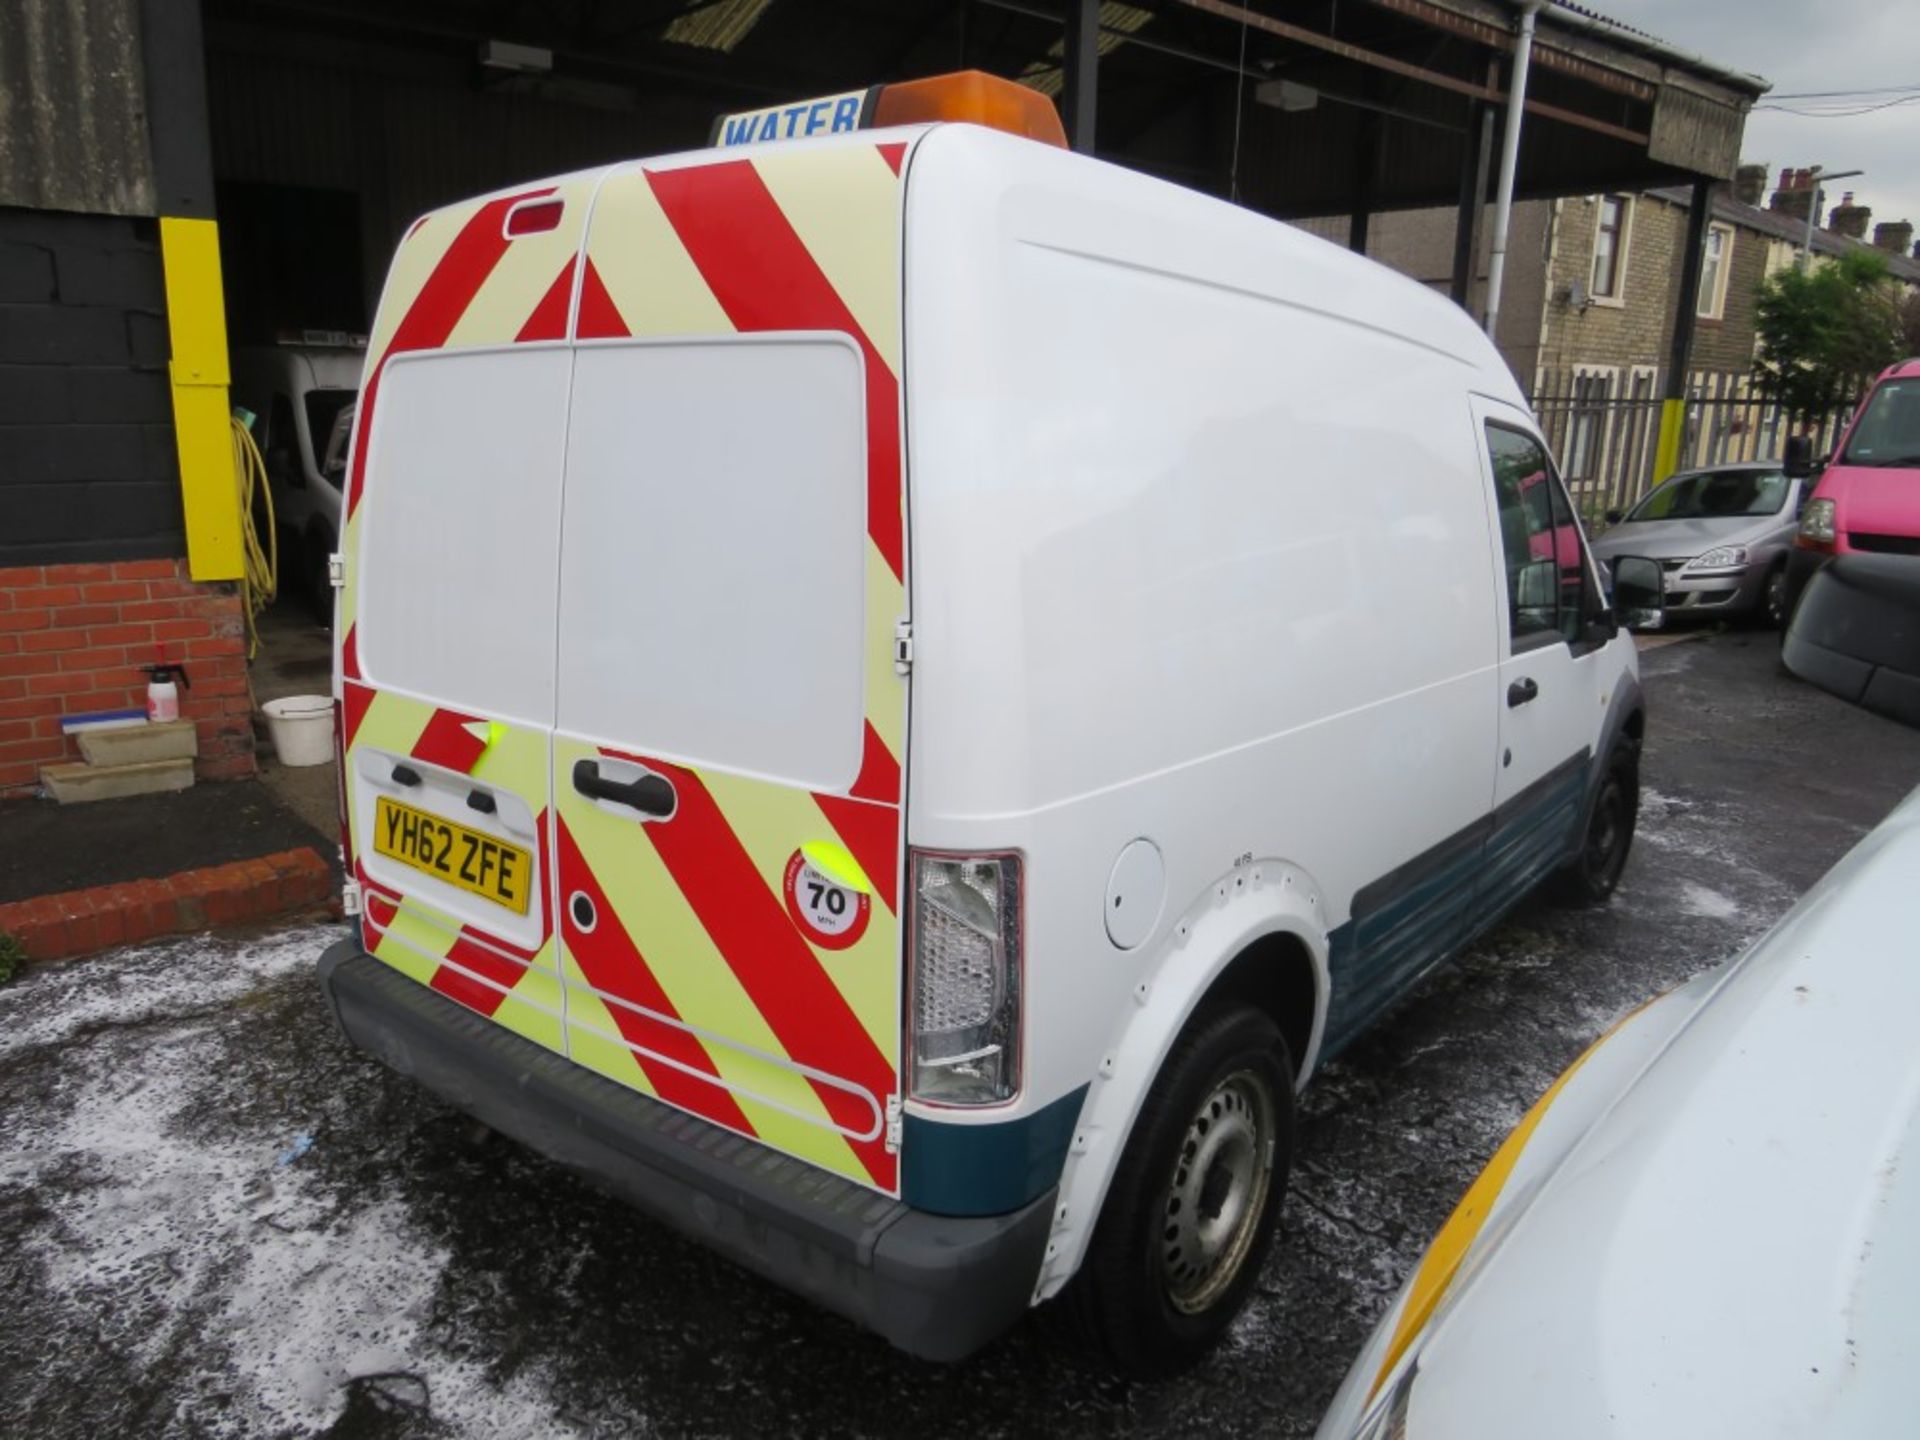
[1565,368,1617,481]
[1697,223,1733,319]
[1591,195,1629,300]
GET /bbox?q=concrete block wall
[0,558,255,794]
[0,207,186,565]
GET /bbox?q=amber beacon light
[870,71,1068,147]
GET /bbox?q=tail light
[908,850,1022,1106]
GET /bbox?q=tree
[1752,248,1904,423]
[1901,287,1920,358]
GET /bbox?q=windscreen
[1842,378,1920,466]
[304,389,357,474]
[1624,469,1789,521]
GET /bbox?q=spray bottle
[145,652,190,724]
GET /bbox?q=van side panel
[337,177,594,1052]
[903,127,1510,1129]
[548,144,910,1194]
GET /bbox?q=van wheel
[1553,742,1639,905]
[1064,1005,1293,1377]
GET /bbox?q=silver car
[1589,463,1806,627]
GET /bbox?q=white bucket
[261,695,335,768]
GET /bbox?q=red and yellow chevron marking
[553,143,912,1192]
[336,175,593,662]
[345,680,563,1048]
[339,140,919,1195]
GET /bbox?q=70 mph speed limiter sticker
[783,846,871,950]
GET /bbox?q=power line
[1756,93,1920,118]
[1768,81,1920,100]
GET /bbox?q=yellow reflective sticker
[800,839,871,895]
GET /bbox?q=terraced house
[1300,163,1920,515]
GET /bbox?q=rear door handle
[572,758,675,818]
[1507,677,1540,707]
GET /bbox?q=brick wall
[0,206,186,566]
[1538,193,1685,377]
[0,558,256,795]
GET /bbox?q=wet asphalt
[5,631,1920,1440]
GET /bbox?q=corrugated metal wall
[205,44,713,295]
[0,0,156,216]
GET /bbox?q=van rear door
[550,147,911,1194]
[339,180,594,1054]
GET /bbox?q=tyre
[1552,740,1639,905]
[1761,560,1790,630]
[1064,1004,1294,1377]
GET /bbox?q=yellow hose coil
[231,416,277,660]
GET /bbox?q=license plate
[372,795,533,914]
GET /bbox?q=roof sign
[712,89,875,147]
[711,71,1068,150]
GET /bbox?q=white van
[315,73,1659,1373]
[231,340,361,617]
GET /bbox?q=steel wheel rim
[1161,1068,1275,1315]
[1589,779,1628,882]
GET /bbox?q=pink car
[1784,358,1920,613]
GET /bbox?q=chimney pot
[1829,196,1872,240]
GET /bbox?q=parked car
[1588,462,1805,626]
[1783,358,1920,618]
[1316,781,1920,1440]
[231,340,362,620]
[314,71,1661,1375]
[1782,552,1920,727]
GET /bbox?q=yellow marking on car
[801,839,872,895]
[1367,1020,1622,1402]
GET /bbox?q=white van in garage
[230,340,360,616]
[315,72,1658,1373]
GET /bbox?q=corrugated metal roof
[663,0,775,55]
[1021,2,1155,99]
[1541,0,1769,94]
[0,0,156,215]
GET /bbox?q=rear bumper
[316,940,1053,1361]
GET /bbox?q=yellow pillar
[158,217,240,580]
[1650,396,1687,487]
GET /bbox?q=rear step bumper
[316,940,1053,1362]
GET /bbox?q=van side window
[268,394,301,487]
[1486,423,1577,650]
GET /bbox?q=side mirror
[1782,434,1814,479]
[1612,555,1665,631]
[1604,508,1624,525]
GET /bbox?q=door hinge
[892,619,913,676]
[340,875,363,917]
[885,1095,903,1152]
[327,552,345,589]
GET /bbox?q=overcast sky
[1590,0,1920,239]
